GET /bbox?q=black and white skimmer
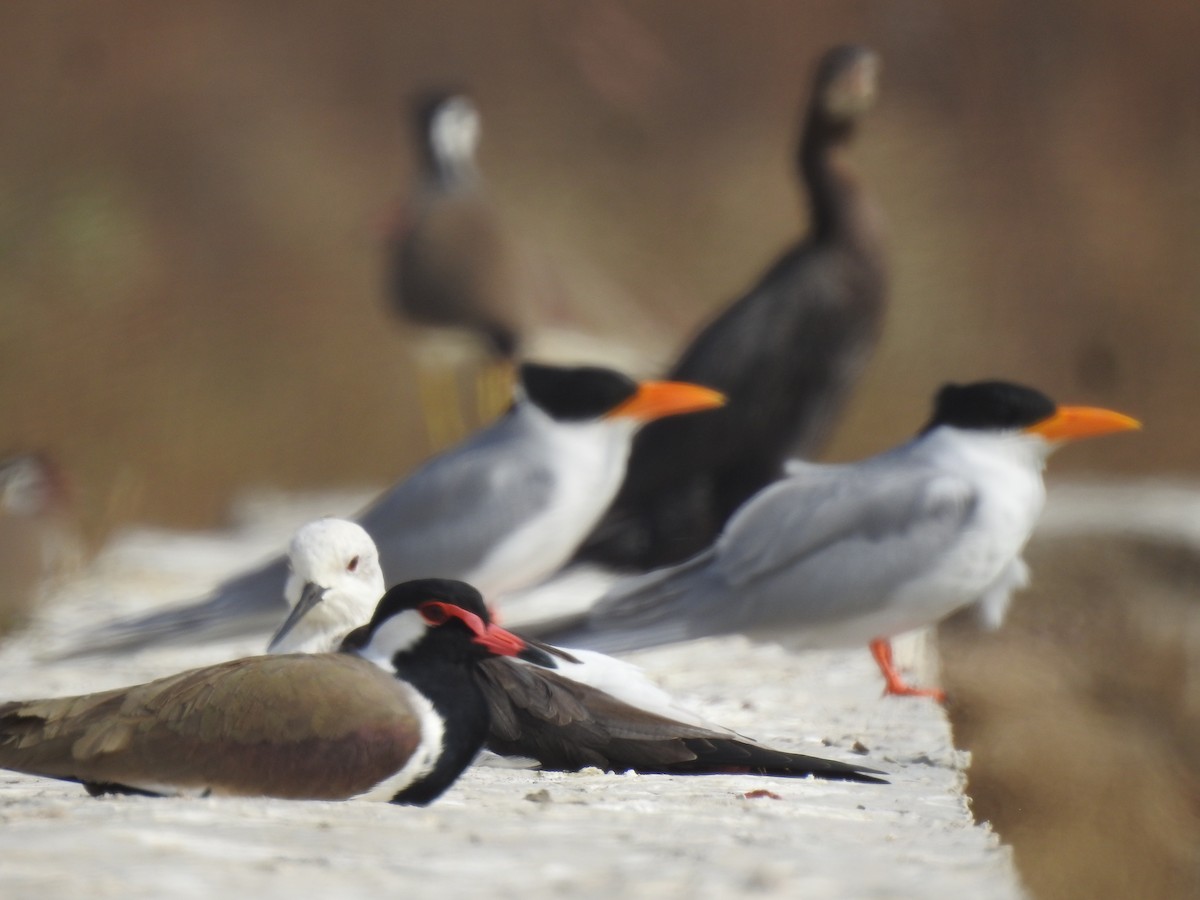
[269,518,885,782]
[73,363,723,655]
[533,381,1141,698]
[0,580,548,805]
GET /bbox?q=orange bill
[1025,406,1141,442]
[606,381,726,422]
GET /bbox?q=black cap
[519,363,638,422]
[922,381,1056,433]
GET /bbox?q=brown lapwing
[0,580,551,805]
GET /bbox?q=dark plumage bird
[0,580,549,806]
[476,644,885,781]
[572,44,888,572]
[385,90,527,442]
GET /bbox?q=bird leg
[474,359,516,426]
[416,364,469,452]
[869,639,945,702]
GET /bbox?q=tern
[532,381,1140,698]
[73,363,723,655]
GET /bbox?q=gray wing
[69,415,554,656]
[357,413,554,584]
[62,556,293,657]
[558,463,979,651]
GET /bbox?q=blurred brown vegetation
[941,534,1200,900]
[1,1,1196,544]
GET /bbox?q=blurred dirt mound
[941,532,1200,900]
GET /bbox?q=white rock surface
[0,493,1024,900]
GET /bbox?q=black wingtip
[673,738,890,784]
[516,642,558,668]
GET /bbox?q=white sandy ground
[0,489,1026,900]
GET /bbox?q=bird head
[414,90,481,178]
[343,578,554,669]
[517,362,725,429]
[269,518,385,654]
[812,45,880,124]
[922,381,1141,450]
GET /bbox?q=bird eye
[419,602,450,625]
[347,555,360,572]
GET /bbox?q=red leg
[869,639,945,702]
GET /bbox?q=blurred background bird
[0,453,77,639]
[382,89,652,450]
[383,90,529,447]
[570,43,887,575]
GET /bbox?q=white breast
[468,412,636,596]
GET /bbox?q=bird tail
[522,550,726,654]
[52,556,290,659]
[666,738,887,784]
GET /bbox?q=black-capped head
[517,363,727,425]
[377,577,489,624]
[342,578,552,667]
[518,363,638,422]
[811,45,879,124]
[921,381,1057,434]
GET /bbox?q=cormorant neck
[798,110,863,244]
[387,655,492,806]
[421,145,478,192]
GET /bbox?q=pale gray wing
[62,556,293,656]
[357,414,554,585]
[570,463,979,649]
[708,465,980,627]
[68,416,555,656]
[716,464,975,582]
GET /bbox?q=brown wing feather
[0,654,422,799]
